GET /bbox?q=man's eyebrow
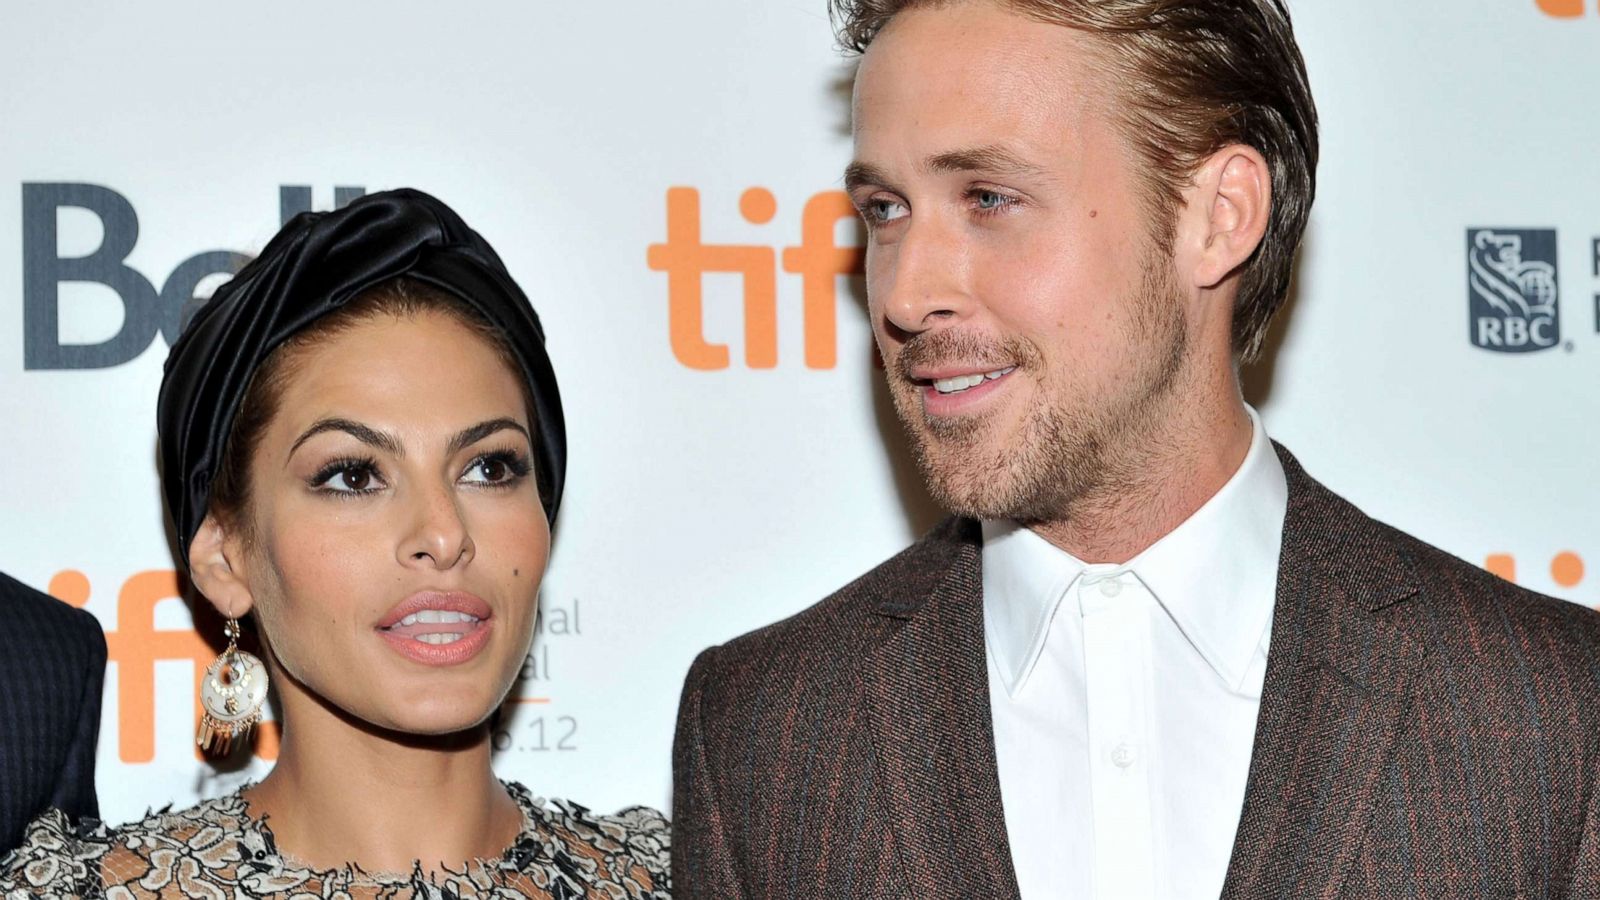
[448,418,532,457]
[844,161,895,193]
[844,147,1046,193]
[288,418,403,460]
[925,145,1046,178]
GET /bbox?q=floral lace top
[0,782,669,899]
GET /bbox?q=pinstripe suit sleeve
[1563,614,1600,899]
[672,646,747,900]
[46,616,105,821]
[1571,765,1600,898]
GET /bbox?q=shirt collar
[981,519,1085,694]
[982,406,1287,696]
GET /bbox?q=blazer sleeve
[1568,677,1600,899]
[46,612,106,822]
[1560,608,1600,898]
[671,646,746,900]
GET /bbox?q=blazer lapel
[1221,446,1426,900]
[863,518,1023,900]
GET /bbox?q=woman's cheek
[482,500,550,575]
[255,526,363,658]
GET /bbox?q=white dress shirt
[984,407,1288,900]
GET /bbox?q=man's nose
[876,218,974,337]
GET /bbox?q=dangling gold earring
[197,617,270,755]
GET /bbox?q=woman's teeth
[415,632,467,645]
[932,367,1016,394]
[396,610,481,627]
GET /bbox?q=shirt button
[1098,578,1123,598]
[1112,743,1137,768]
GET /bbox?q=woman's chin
[362,696,500,739]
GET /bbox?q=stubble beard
[887,257,1189,527]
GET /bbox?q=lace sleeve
[533,794,672,899]
[609,805,672,898]
[0,809,108,900]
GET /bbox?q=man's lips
[906,363,1019,416]
[908,362,1017,380]
[912,364,1018,395]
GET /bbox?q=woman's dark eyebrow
[448,418,531,456]
[288,418,402,459]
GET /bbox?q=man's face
[848,1,1190,524]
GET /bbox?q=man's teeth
[932,367,1016,395]
[396,610,482,627]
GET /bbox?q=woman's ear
[188,513,256,620]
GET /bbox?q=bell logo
[647,187,864,370]
[21,183,364,370]
[1466,228,1560,353]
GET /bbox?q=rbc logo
[1466,227,1560,353]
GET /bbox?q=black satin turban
[157,188,566,561]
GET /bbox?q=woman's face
[225,309,548,736]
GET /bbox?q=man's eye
[865,197,909,224]
[974,190,1015,212]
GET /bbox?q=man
[672,0,1600,897]
[0,571,106,853]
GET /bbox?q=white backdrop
[1,0,1597,826]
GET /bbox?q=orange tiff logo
[1536,0,1591,15]
[49,569,280,763]
[648,187,865,370]
[1483,551,1600,610]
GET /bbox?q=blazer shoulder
[0,571,106,659]
[1386,521,1599,632]
[1374,519,1600,687]
[1278,446,1600,681]
[698,517,974,680]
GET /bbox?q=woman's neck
[241,697,522,875]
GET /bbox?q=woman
[0,189,670,898]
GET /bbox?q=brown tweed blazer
[672,446,1600,898]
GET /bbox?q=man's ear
[188,513,256,620]
[1177,144,1272,291]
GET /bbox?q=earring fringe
[197,617,270,756]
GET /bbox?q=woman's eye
[317,463,381,494]
[461,453,526,486]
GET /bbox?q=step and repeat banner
[1,0,1597,825]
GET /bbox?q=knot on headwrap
[157,188,566,560]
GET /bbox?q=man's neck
[1029,394,1255,565]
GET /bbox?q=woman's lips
[377,591,493,666]
[385,610,483,642]
[377,591,492,628]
